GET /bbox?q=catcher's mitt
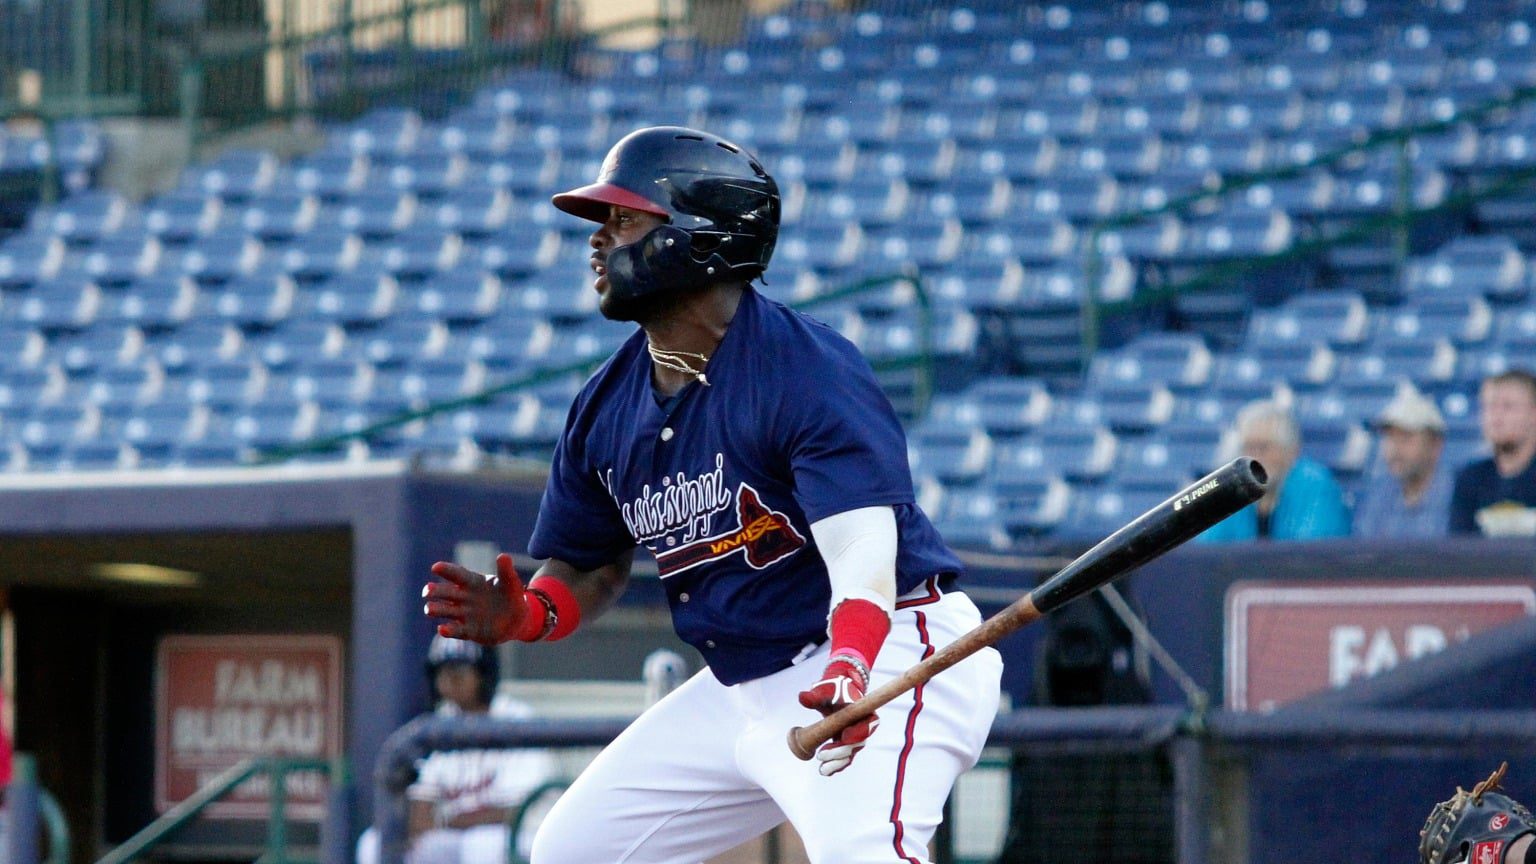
[1421,763,1536,864]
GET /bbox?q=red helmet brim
[551,182,670,223]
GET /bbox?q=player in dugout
[423,126,1003,863]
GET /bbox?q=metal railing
[95,757,345,864]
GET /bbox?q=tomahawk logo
[652,483,806,577]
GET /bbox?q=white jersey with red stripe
[530,578,1003,863]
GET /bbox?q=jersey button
[679,592,690,603]
[705,640,716,649]
[660,427,674,441]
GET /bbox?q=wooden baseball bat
[788,456,1268,760]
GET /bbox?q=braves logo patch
[653,483,805,577]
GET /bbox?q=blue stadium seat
[412,270,502,323]
[1002,422,1119,484]
[233,192,320,241]
[0,364,64,412]
[79,233,162,284]
[146,322,243,370]
[185,149,279,201]
[273,230,363,281]
[954,377,1053,438]
[1298,416,1375,479]
[0,233,65,287]
[1177,131,1270,174]
[1086,381,1176,434]
[366,228,464,280]
[52,326,143,374]
[289,150,371,200]
[120,402,211,457]
[227,399,321,450]
[283,359,373,407]
[930,488,1013,551]
[31,190,129,244]
[469,231,562,279]
[351,318,449,366]
[379,150,470,199]
[1246,291,1371,351]
[251,320,347,369]
[14,279,101,330]
[955,139,1060,184]
[143,191,222,242]
[160,232,264,284]
[326,190,419,239]
[173,359,269,408]
[1063,483,1173,540]
[76,363,163,414]
[908,422,993,487]
[308,273,399,326]
[1378,294,1493,347]
[202,274,297,328]
[17,403,101,449]
[430,187,514,237]
[373,358,487,408]
[332,108,424,158]
[1402,235,1529,304]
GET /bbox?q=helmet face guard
[552,126,779,303]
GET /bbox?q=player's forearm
[534,549,633,625]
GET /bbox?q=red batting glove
[797,654,878,777]
[423,553,547,645]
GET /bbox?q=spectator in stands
[1449,368,1536,537]
[1198,399,1351,542]
[1353,389,1453,539]
[356,635,560,864]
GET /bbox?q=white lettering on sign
[214,660,322,705]
[1328,625,1456,686]
[173,707,325,754]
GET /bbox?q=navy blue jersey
[528,288,963,685]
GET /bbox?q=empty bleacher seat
[144,191,223,242]
[0,232,65,289]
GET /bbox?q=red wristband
[510,586,551,642]
[828,598,890,668]
[528,575,581,642]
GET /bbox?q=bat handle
[787,725,818,760]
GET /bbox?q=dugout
[0,462,693,862]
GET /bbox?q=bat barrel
[1031,457,1267,615]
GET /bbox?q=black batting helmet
[552,126,779,302]
[426,633,500,707]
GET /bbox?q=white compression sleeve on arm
[809,506,898,613]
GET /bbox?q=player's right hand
[797,655,878,777]
[424,553,530,645]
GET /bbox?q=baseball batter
[424,126,1003,863]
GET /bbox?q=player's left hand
[423,553,531,645]
[797,654,878,776]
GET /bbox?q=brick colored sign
[156,635,344,818]
[1225,581,1536,711]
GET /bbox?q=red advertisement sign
[156,635,344,818]
[1225,581,1536,711]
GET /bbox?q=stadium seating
[6,0,1536,552]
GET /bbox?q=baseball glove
[1421,763,1536,864]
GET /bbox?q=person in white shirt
[357,635,560,864]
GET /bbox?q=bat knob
[787,726,816,761]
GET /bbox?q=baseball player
[423,125,1003,863]
[357,635,560,864]
[1421,763,1536,864]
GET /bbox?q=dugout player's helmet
[552,126,779,301]
[426,633,500,707]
